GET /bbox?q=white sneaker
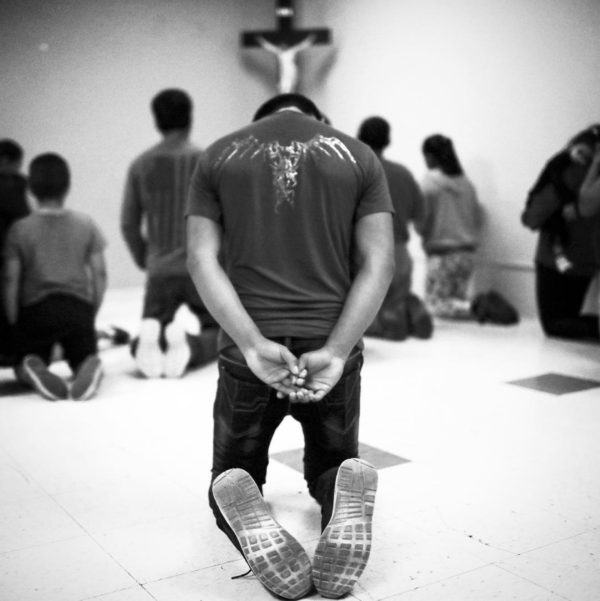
[136,319,164,378]
[164,320,191,378]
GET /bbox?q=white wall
[2,0,600,316]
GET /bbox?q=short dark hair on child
[28,153,70,200]
[357,117,390,152]
[253,94,322,122]
[0,139,24,163]
[151,89,193,132]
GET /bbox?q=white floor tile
[144,559,311,601]
[499,529,600,601]
[384,564,566,600]
[83,588,157,601]
[350,518,491,600]
[0,494,84,554]
[0,536,137,601]
[403,497,590,558]
[95,511,239,584]
[0,458,47,506]
[53,475,201,534]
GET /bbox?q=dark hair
[252,93,322,122]
[28,153,70,200]
[422,134,464,176]
[151,89,192,132]
[357,117,390,152]
[567,123,600,149]
[0,139,24,163]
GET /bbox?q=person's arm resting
[297,211,395,400]
[89,251,108,315]
[186,215,304,397]
[120,170,147,269]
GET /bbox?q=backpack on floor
[471,290,520,325]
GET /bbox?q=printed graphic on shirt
[216,135,357,210]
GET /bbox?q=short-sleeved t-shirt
[380,158,424,245]
[3,208,107,306]
[187,110,393,342]
[121,138,202,276]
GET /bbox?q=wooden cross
[241,0,332,93]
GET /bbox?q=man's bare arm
[89,251,108,316]
[186,216,305,397]
[298,212,395,400]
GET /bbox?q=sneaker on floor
[71,355,103,401]
[136,319,164,378]
[407,294,434,339]
[312,458,378,599]
[164,321,191,378]
[212,468,313,600]
[20,354,69,401]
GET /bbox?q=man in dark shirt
[186,94,394,599]
[358,117,433,340]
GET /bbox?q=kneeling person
[187,94,394,599]
[2,153,106,401]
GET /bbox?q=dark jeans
[208,337,363,554]
[536,263,600,341]
[143,273,217,329]
[14,294,97,372]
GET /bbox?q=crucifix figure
[242,0,331,94]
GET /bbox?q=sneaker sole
[163,324,191,378]
[212,469,313,599]
[71,358,103,400]
[312,458,378,599]
[23,357,69,401]
[136,320,164,378]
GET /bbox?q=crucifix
[241,0,332,94]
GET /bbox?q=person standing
[186,94,394,599]
[358,116,432,340]
[121,89,218,378]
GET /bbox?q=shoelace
[231,568,253,580]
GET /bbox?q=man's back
[381,158,424,245]
[122,136,201,275]
[188,110,391,341]
[5,209,105,306]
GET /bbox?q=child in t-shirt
[2,153,107,400]
[0,139,30,362]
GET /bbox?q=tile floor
[1,288,600,601]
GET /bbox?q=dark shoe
[21,355,69,401]
[71,355,103,400]
[212,468,313,599]
[380,308,408,341]
[312,458,378,599]
[407,294,434,339]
